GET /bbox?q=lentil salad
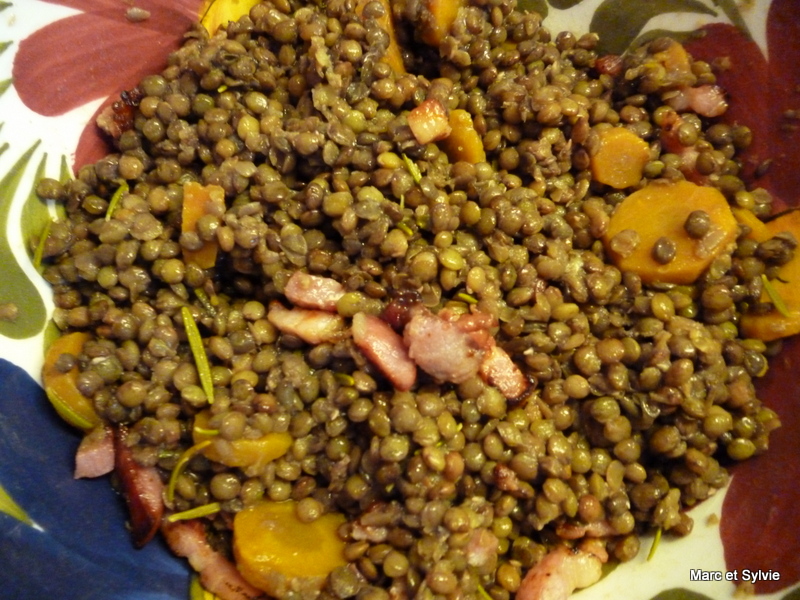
[35,1,791,598]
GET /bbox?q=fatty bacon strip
[268,271,531,400]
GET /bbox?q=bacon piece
[113,426,164,548]
[352,312,417,391]
[96,88,143,139]
[267,301,345,345]
[517,541,608,600]
[283,271,345,312]
[403,307,485,384]
[162,520,264,600]
[666,84,728,118]
[74,425,114,479]
[479,344,530,399]
[407,98,452,145]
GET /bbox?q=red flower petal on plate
[683,25,771,197]
[720,336,800,594]
[12,0,202,117]
[686,10,800,594]
[762,0,800,212]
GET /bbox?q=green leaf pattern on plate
[0,481,36,527]
[649,589,715,600]
[783,587,800,600]
[0,142,48,339]
[590,0,718,54]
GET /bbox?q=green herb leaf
[476,582,493,600]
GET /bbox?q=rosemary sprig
[647,527,663,561]
[402,153,422,184]
[166,440,212,505]
[166,502,222,523]
[105,180,129,221]
[182,306,215,405]
[761,274,791,318]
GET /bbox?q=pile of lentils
[37,0,785,598]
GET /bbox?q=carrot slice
[42,331,101,431]
[740,210,800,341]
[181,181,226,269]
[602,180,738,284]
[233,500,347,595]
[193,410,292,472]
[590,127,650,189]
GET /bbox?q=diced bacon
[113,426,164,548]
[162,520,264,600]
[352,312,417,391]
[407,98,452,145]
[555,520,617,540]
[74,425,114,479]
[685,84,728,117]
[267,302,345,345]
[666,85,728,118]
[517,541,608,600]
[403,308,485,384]
[283,271,345,312]
[479,344,530,399]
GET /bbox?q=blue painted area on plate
[0,358,189,600]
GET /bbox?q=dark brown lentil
[38,0,784,598]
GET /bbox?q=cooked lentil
[39,0,786,598]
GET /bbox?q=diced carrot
[407,98,452,145]
[732,207,770,243]
[193,410,292,472]
[420,0,465,47]
[181,181,226,269]
[655,38,692,78]
[42,331,101,431]
[590,127,650,189]
[740,209,800,341]
[233,500,347,595]
[356,0,406,74]
[602,180,738,284]
[440,109,486,164]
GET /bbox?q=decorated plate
[0,1,798,599]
